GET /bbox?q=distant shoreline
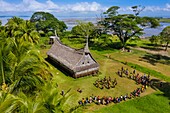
[0,15,30,18]
[1,16,170,37]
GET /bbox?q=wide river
[1,16,170,37]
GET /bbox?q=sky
[1,0,170,17]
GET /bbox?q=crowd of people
[78,67,150,107]
[78,85,147,106]
[93,76,117,89]
[117,67,150,86]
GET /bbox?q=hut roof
[47,38,87,70]
[47,37,99,77]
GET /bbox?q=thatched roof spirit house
[47,36,99,78]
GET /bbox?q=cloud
[0,0,16,12]
[142,4,170,12]
[164,3,170,11]
[1,0,170,17]
[68,2,102,12]
[0,0,105,13]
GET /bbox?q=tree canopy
[98,6,160,49]
[160,26,170,51]
[0,17,52,93]
[30,12,67,35]
[0,16,72,112]
[71,21,95,38]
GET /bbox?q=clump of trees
[30,12,67,36]
[0,16,52,93]
[0,15,71,112]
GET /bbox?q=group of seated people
[78,85,147,106]
[93,76,117,89]
[117,67,150,86]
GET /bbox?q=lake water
[1,16,170,37]
[143,22,170,37]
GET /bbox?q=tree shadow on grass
[141,43,165,51]
[90,42,122,51]
[126,43,137,47]
[139,53,170,66]
[150,79,170,101]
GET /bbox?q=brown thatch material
[47,37,99,78]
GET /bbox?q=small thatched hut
[47,36,99,78]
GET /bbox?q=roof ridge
[54,38,84,54]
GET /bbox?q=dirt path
[132,47,170,57]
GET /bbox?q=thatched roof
[47,37,99,77]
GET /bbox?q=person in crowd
[133,69,136,74]
[120,95,123,101]
[160,82,163,87]
[82,98,85,105]
[61,90,64,96]
[77,88,82,93]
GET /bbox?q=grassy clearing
[92,91,170,113]
[41,38,170,112]
[108,49,170,78]
[44,48,157,112]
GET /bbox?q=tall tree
[17,20,40,44]
[30,12,67,35]
[0,17,52,93]
[98,6,160,49]
[5,17,40,44]
[160,26,170,51]
[71,21,96,42]
[131,5,145,16]
[0,37,51,94]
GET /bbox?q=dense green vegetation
[158,18,170,23]
[0,16,69,113]
[30,12,67,36]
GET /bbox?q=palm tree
[16,92,49,113]
[37,82,71,113]
[0,91,49,113]
[17,20,40,44]
[5,17,23,38]
[0,31,13,89]
[5,17,40,44]
[0,91,20,112]
[0,17,51,93]
[6,39,52,94]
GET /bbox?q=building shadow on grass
[139,53,170,66]
[90,42,122,51]
[45,57,71,77]
[150,79,170,101]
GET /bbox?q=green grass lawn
[107,49,170,79]
[91,91,170,113]
[41,38,170,112]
